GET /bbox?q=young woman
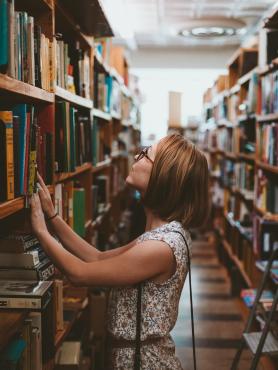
[30,133,209,370]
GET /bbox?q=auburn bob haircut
[143,134,209,229]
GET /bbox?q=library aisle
[173,234,264,370]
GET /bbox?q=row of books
[255,169,278,214]
[56,38,90,99]
[241,288,274,308]
[92,117,111,165]
[0,105,53,201]
[253,217,278,260]
[94,71,112,112]
[55,183,86,237]
[0,1,54,91]
[261,70,278,115]
[55,101,91,173]
[235,162,255,198]
[258,122,278,166]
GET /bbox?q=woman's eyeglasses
[135,146,154,164]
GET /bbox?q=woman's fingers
[37,172,48,193]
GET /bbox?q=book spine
[0,111,14,200]
[7,0,15,77]
[0,0,8,73]
[27,15,35,85]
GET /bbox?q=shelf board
[55,86,93,109]
[238,153,256,162]
[256,161,278,175]
[243,332,278,355]
[238,67,259,85]
[0,196,25,220]
[0,185,55,219]
[94,50,111,75]
[224,152,238,160]
[237,113,256,123]
[42,0,54,10]
[229,84,240,95]
[222,239,252,288]
[259,57,278,76]
[92,159,111,173]
[0,73,54,103]
[110,67,124,85]
[111,111,122,120]
[0,310,28,351]
[55,163,92,183]
[254,205,278,221]
[54,310,79,351]
[257,113,278,122]
[93,108,111,121]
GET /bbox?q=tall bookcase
[0,1,141,369]
[200,6,278,369]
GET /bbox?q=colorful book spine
[0,0,8,73]
[0,111,14,201]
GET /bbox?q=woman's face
[126,143,157,194]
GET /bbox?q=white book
[0,250,40,268]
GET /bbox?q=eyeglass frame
[135,146,154,164]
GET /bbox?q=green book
[69,107,76,172]
[73,188,85,237]
[0,0,8,73]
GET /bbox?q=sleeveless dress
[107,220,192,370]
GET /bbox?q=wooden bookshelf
[256,161,278,175]
[257,113,278,122]
[0,185,54,219]
[92,159,112,173]
[55,163,92,183]
[91,203,111,229]
[238,153,255,162]
[54,310,80,350]
[0,73,54,103]
[93,108,111,121]
[238,67,259,85]
[55,86,93,109]
[0,310,28,351]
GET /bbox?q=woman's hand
[30,193,48,237]
[37,172,56,218]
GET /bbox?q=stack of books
[0,105,53,201]
[55,102,92,173]
[0,234,54,281]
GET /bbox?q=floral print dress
[107,221,191,370]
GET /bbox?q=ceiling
[101,0,277,48]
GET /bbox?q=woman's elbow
[67,264,87,286]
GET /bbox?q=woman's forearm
[47,215,100,262]
[37,230,85,283]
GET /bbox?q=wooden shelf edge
[54,311,78,351]
[222,239,252,288]
[238,67,259,85]
[257,113,278,122]
[93,108,111,121]
[238,153,256,162]
[55,163,92,183]
[0,74,54,103]
[92,159,111,173]
[254,205,278,221]
[42,0,54,10]
[0,185,55,220]
[256,160,278,175]
[55,86,93,109]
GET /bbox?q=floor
[172,236,265,370]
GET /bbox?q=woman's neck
[144,208,168,232]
